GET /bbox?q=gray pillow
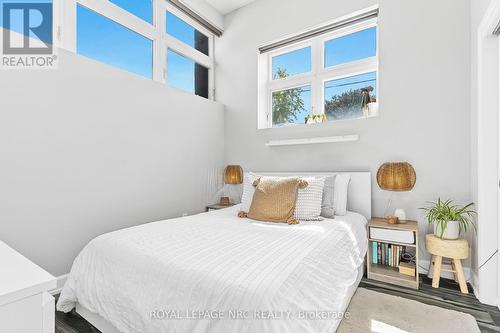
[321,175,336,218]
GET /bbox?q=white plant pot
[434,221,460,240]
[367,102,379,117]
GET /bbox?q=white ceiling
[205,0,256,15]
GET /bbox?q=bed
[57,172,371,333]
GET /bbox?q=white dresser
[0,241,56,333]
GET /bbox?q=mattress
[57,205,367,333]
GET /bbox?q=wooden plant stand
[426,234,469,294]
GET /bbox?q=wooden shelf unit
[367,218,419,289]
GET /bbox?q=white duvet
[57,205,367,333]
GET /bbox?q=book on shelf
[372,241,377,263]
[377,242,382,264]
[371,241,405,268]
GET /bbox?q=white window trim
[258,16,378,129]
[53,0,215,100]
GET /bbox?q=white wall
[216,0,472,270]
[471,0,499,306]
[0,49,225,276]
[182,0,225,31]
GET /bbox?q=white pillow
[321,175,336,218]
[295,177,325,221]
[240,172,259,212]
[333,174,351,216]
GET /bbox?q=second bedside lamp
[377,162,416,223]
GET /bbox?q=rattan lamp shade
[377,162,416,191]
[224,165,243,184]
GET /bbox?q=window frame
[53,0,215,100]
[258,16,378,129]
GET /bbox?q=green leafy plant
[419,198,476,238]
[305,114,326,124]
[272,68,305,125]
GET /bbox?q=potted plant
[420,198,476,239]
[305,114,326,124]
[361,87,378,117]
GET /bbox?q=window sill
[266,135,359,147]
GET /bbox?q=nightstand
[206,203,235,212]
[0,241,56,333]
[367,218,419,289]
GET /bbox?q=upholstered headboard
[254,172,372,220]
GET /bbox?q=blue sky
[272,47,311,78]
[109,0,152,23]
[167,49,195,93]
[77,5,153,79]
[325,27,376,67]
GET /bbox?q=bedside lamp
[220,165,243,205]
[377,162,416,223]
[224,165,243,185]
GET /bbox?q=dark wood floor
[55,295,100,333]
[55,275,500,332]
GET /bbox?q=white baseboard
[50,273,69,295]
[419,259,472,282]
[469,269,480,300]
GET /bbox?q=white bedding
[57,205,367,333]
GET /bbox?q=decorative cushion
[333,174,351,216]
[321,175,336,218]
[295,177,325,221]
[240,177,308,225]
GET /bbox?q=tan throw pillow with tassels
[238,177,308,225]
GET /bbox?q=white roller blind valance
[259,8,378,54]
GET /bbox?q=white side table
[0,241,56,333]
